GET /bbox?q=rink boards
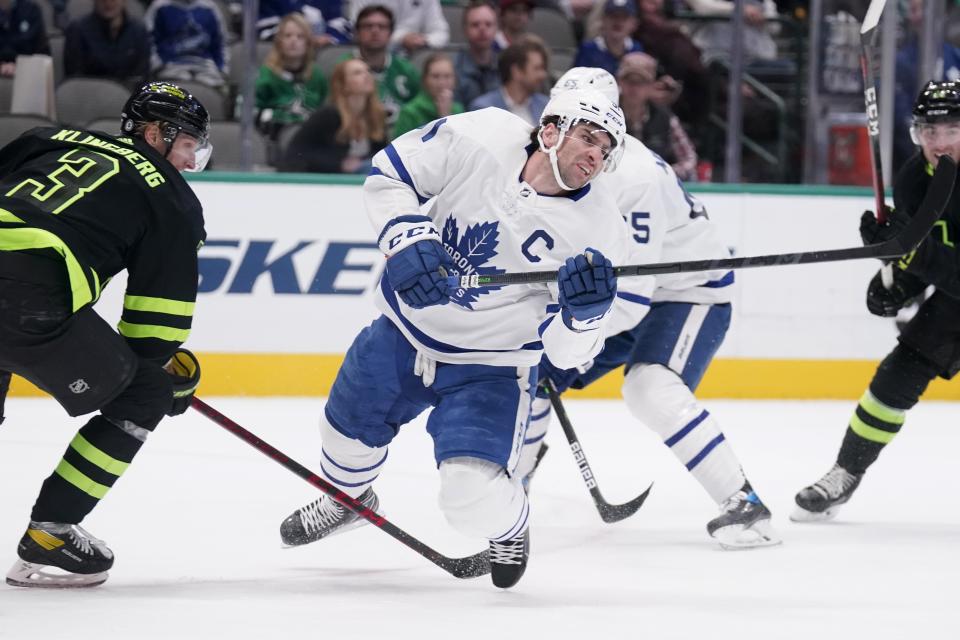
[9,174,959,400]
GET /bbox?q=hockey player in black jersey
[0,81,210,587]
[793,80,960,522]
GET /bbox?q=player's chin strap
[537,126,579,192]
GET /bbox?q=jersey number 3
[6,149,120,215]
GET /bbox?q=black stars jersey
[0,126,205,363]
[893,152,960,298]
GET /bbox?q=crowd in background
[0,0,959,180]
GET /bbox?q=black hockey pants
[0,250,173,524]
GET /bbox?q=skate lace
[720,490,750,513]
[814,465,858,499]
[489,537,525,565]
[298,497,344,534]
[67,525,104,556]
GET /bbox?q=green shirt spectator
[346,5,419,123]
[256,13,328,132]
[392,53,463,138]
[256,64,328,126]
[340,50,419,121]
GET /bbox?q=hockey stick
[544,381,653,523]
[858,0,897,286]
[859,0,888,222]
[448,155,957,289]
[190,397,491,579]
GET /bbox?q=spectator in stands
[453,0,500,108]
[393,52,464,138]
[145,0,230,88]
[256,0,351,46]
[684,0,782,68]
[0,0,49,77]
[469,38,548,126]
[573,0,643,76]
[618,52,698,181]
[893,0,960,167]
[633,0,709,132]
[344,5,419,123]
[495,0,532,49]
[280,58,387,173]
[63,0,151,87]
[351,0,449,54]
[255,12,328,138]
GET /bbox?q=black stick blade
[444,551,492,578]
[884,154,957,256]
[596,482,654,524]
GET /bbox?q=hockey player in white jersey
[278,90,633,587]
[516,68,780,550]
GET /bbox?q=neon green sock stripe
[69,434,129,476]
[859,390,906,425]
[118,320,190,342]
[123,295,195,316]
[54,459,110,499]
[850,414,897,444]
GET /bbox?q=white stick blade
[860,0,887,34]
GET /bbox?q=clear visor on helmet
[189,139,213,172]
[160,123,212,172]
[909,121,960,146]
[562,119,621,172]
[179,132,213,172]
[564,126,615,159]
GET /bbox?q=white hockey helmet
[550,67,619,104]
[537,88,626,189]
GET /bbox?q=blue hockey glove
[164,349,200,416]
[380,215,454,309]
[865,267,926,317]
[557,248,617,328]
[535,355,584,398]
[860,208,907,246]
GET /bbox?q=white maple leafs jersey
[364,108,632,369]
[606,134,734,309]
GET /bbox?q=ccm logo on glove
[379,215,442,255]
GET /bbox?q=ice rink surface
[0,396,956,639]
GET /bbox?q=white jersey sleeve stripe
[702,271,735,288]
[420,117,448,142]
[383,144,430,204]
[616,291,652,305]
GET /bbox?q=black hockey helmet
[912,80,960,125]
[120,81,212,170]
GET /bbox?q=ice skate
[791,464,863,522]
[489,529,529,588]
[707,483,781,550]
[6,522,114,588]
[280,488,379,547]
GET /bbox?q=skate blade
[789,504,841,523]
[713,519,783,550]
[5,560,108,589]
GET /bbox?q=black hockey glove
[164,349,201,416]
[859,208,908,246]
[0,370,10,426]
[866,267,927,317]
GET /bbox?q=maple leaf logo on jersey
[442,215,505,309]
